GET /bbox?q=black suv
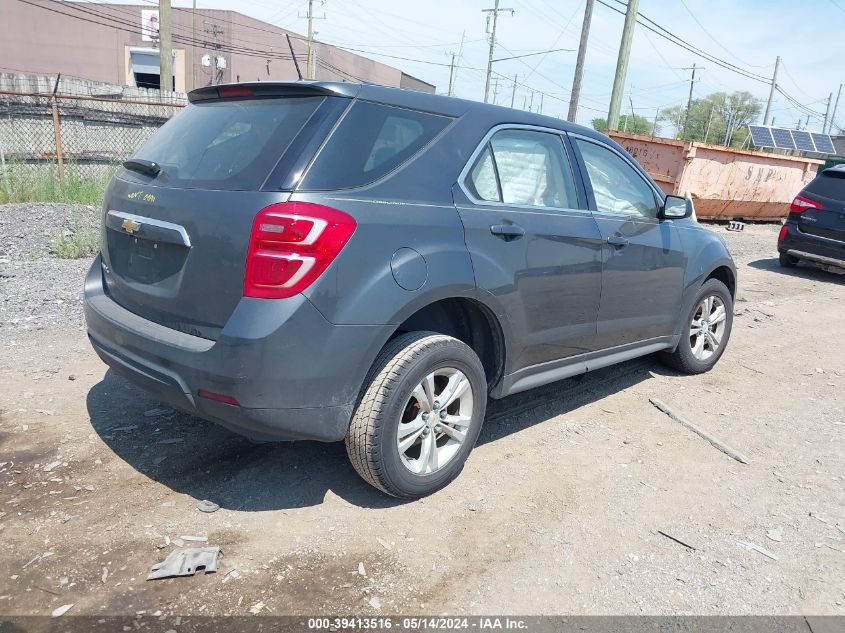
[84,81,736,498]
[779,164,845,272]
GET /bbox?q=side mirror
[659,195,693,220]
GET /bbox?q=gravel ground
[0,205,843,617]
[0,204,99,342]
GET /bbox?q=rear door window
[464,128,579,210]
[131,96,323,190]
[300,101,451,190]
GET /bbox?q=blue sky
[161,0,843,131]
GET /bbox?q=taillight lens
[217,85,254,99]
[778,224,788,242]
[790,195,821,213]
[244,202,356,299]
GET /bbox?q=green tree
[591,114,655,135]
[662,91,761,148]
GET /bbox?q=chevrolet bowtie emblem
[122,218,141,234]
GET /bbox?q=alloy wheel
[689,295,727,361]
[397,367,474,475]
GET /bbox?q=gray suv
[84,81,736,498]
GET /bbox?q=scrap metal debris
[147,547,221,581]
[649,398,750,464]
[737,540,779,561]
[197,500,220,514]
[766,528,783,542]
[51,604,74,617]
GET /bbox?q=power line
[598,0,769,83]
[676,0,770,70]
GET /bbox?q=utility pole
[539,93,544,114]
[682,63,698,139]
[301,0,326,80]
[482,0,514,103]
[568,0,594,122]
[447,53,457,96]
[159,0,172,91]
[528,90,534,112]
[829,83,842,134]
[823,91,834,133]
[763,55,780,125]
[652,108,659,137]
[306,0,315,79]
[491,76,500,104]
[703,104,715,144]
[607,0,638,130]
[191,0,196,89]
[510,74,517,108]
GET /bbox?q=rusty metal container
[608,131,824,221]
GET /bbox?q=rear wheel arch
[387,297,506,392]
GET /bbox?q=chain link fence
[0,74,185,203]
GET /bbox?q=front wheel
[345,332,487,498]
[660,278,733,374]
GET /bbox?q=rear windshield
[299,101,451,190]
[131,96,323,190]
[805,169,845,199]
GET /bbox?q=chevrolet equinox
[84,81,737,498]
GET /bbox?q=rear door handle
[490,224,525,240]
[606,235,629,247]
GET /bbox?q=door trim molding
[492,335,678,398]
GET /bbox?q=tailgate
[98,90,345,339]
[101,178,289,339]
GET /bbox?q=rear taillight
[790,195,821,213]
[244,202,356,299]
[778,225,788,242]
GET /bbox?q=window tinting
[132,97,323,190]
[488,130,578,209]
[301,101,450,190]
[465,145,501,202]
[575,140,659,219]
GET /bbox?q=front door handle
[606,235,629,248]
[490,224,525,241]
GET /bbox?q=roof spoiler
[188,81,358,103]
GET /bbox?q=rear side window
[464,128,579,209]
[805,169,845,199]
[132,96,323,190]
[300,101,450,190]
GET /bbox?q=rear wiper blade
[123,158,161,178]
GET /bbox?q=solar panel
[748,125,775,148]
[791,130,817,152]
[771,127,796,149]
[810,133,836,154]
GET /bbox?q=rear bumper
[83,256,391,441]
[778,222,845,269]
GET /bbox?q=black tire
[660,278,733,375]
[779,252,799,267]
[345,331,487,498]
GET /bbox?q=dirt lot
[1,212,843,617]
